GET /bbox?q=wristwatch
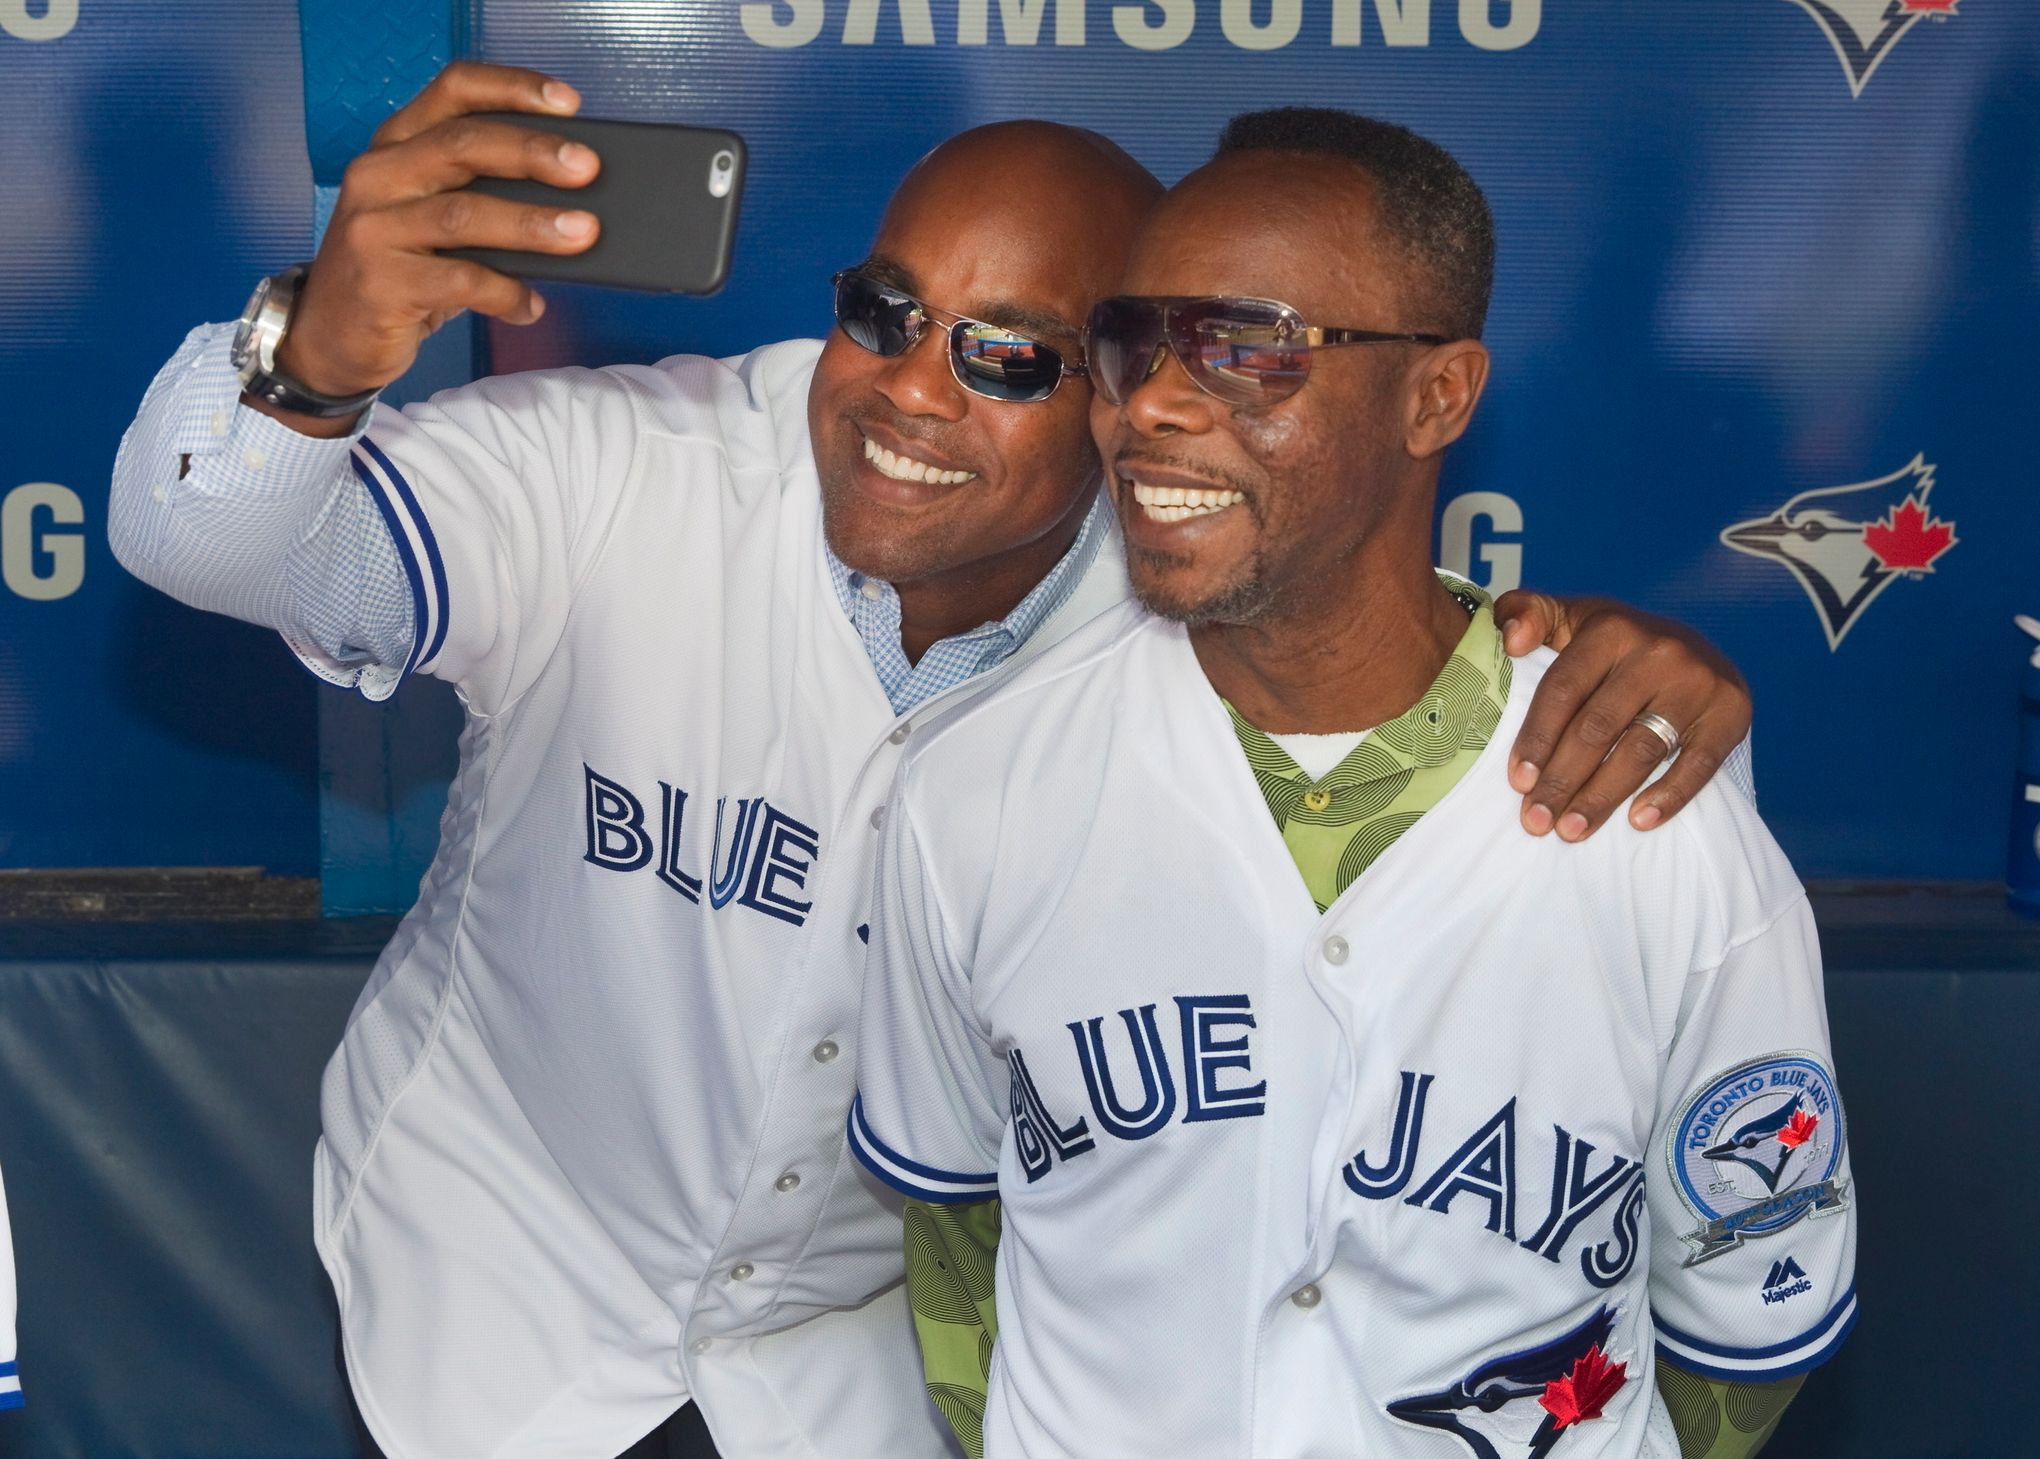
[231,264,381,419]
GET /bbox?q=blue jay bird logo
[1672,1054,1849,1264]
[1721,454,1957,650]
[1701,1093,1818,1193]
[1783,0,1957,98]
[1387,1306,1628,1459]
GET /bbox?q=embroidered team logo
[1784,0,1958,97]
[1388,1305,1629,1459]
[1720,453,1957,650]
[1670,1053,1849,1266]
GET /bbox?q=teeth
[863,433,977,485]
[1129,480,1244,521]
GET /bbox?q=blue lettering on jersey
[580,764,821,928]
[1008,994,1267,1179]
[1346,1070,1645,1288]
[1010,1046,1095,1183]
[1070,1004,1178,1139]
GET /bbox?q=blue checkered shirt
[827,495,1105,715]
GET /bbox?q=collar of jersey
[1225,581,1511,804]
[825,492,1110,716]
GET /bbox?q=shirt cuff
[171,320,376,475]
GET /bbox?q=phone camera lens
[708,150,736,199]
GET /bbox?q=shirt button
[1303,788,1332,812]
[210,410,229,437]
[1322,935,1350,966]
[774,1171,802,1193]
[151,484,169,505]
[888,724,911,745]
[861,578,884,601]
[813,1039,840,1064]
[869,806,885,829]
[1291,1284,1323,1309]
[729,1262,755,1282]
[688,1337,712,1355]
[242,447,268,470]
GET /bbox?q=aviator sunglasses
[1084,294,1447,408]
[831,269,1087,404]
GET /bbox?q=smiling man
[112,65,1751,1459]
[851,111,1854,1459]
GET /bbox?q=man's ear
[1404,340,1491,459]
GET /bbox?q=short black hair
[1216,108,1494,340]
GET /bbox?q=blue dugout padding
[0,893,2034,1457]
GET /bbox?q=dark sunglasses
[831,270,1086,404]
[1084,295,1447,408]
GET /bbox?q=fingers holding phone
[277,61,602,403]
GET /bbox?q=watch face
[231,276,272,374]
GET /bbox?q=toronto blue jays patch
[1669,1052,1849,1266]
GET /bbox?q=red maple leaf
[1540,1345,1628,1430]
[1861,494,1957,572]
[1776,1108,1820,1149]
[1900,0,1958,14]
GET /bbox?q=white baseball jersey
[121,335,1131,1459]
[852,605,1856,1459]
[0,1162,17,1412]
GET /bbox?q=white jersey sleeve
[1646,893,1858,1381]
[1,1161,18,1410]
[330,360,644,714]
[849,789,1005,1203]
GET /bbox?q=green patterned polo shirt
[1226,596,1511,911]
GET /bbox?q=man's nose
[874,325,969,422]
[1120,345,1217,438]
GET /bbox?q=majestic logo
[1721,453,1957,649]
[1785,0,1958,97]
[1671,1053,1850,1265]
[1762,1255,1814,1305]
[1388,1305,1629,1459]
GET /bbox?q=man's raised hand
[261,62,602,428]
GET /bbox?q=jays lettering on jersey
[852,609,1856,1458]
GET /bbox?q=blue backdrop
[4,3,2035,891]
[457,0,2039,884]
[0,0,321,874]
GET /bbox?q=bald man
[110,65,1753,1459]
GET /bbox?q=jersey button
[869,806,886,829]
[1322,935,1350,965]
[688,1337,712,1355]
[812,1039,841,1064]
[774,1171,802,1193]
[889,724,911,745]
[1290,1283,1322,1309]
[729,1262,755,1282]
